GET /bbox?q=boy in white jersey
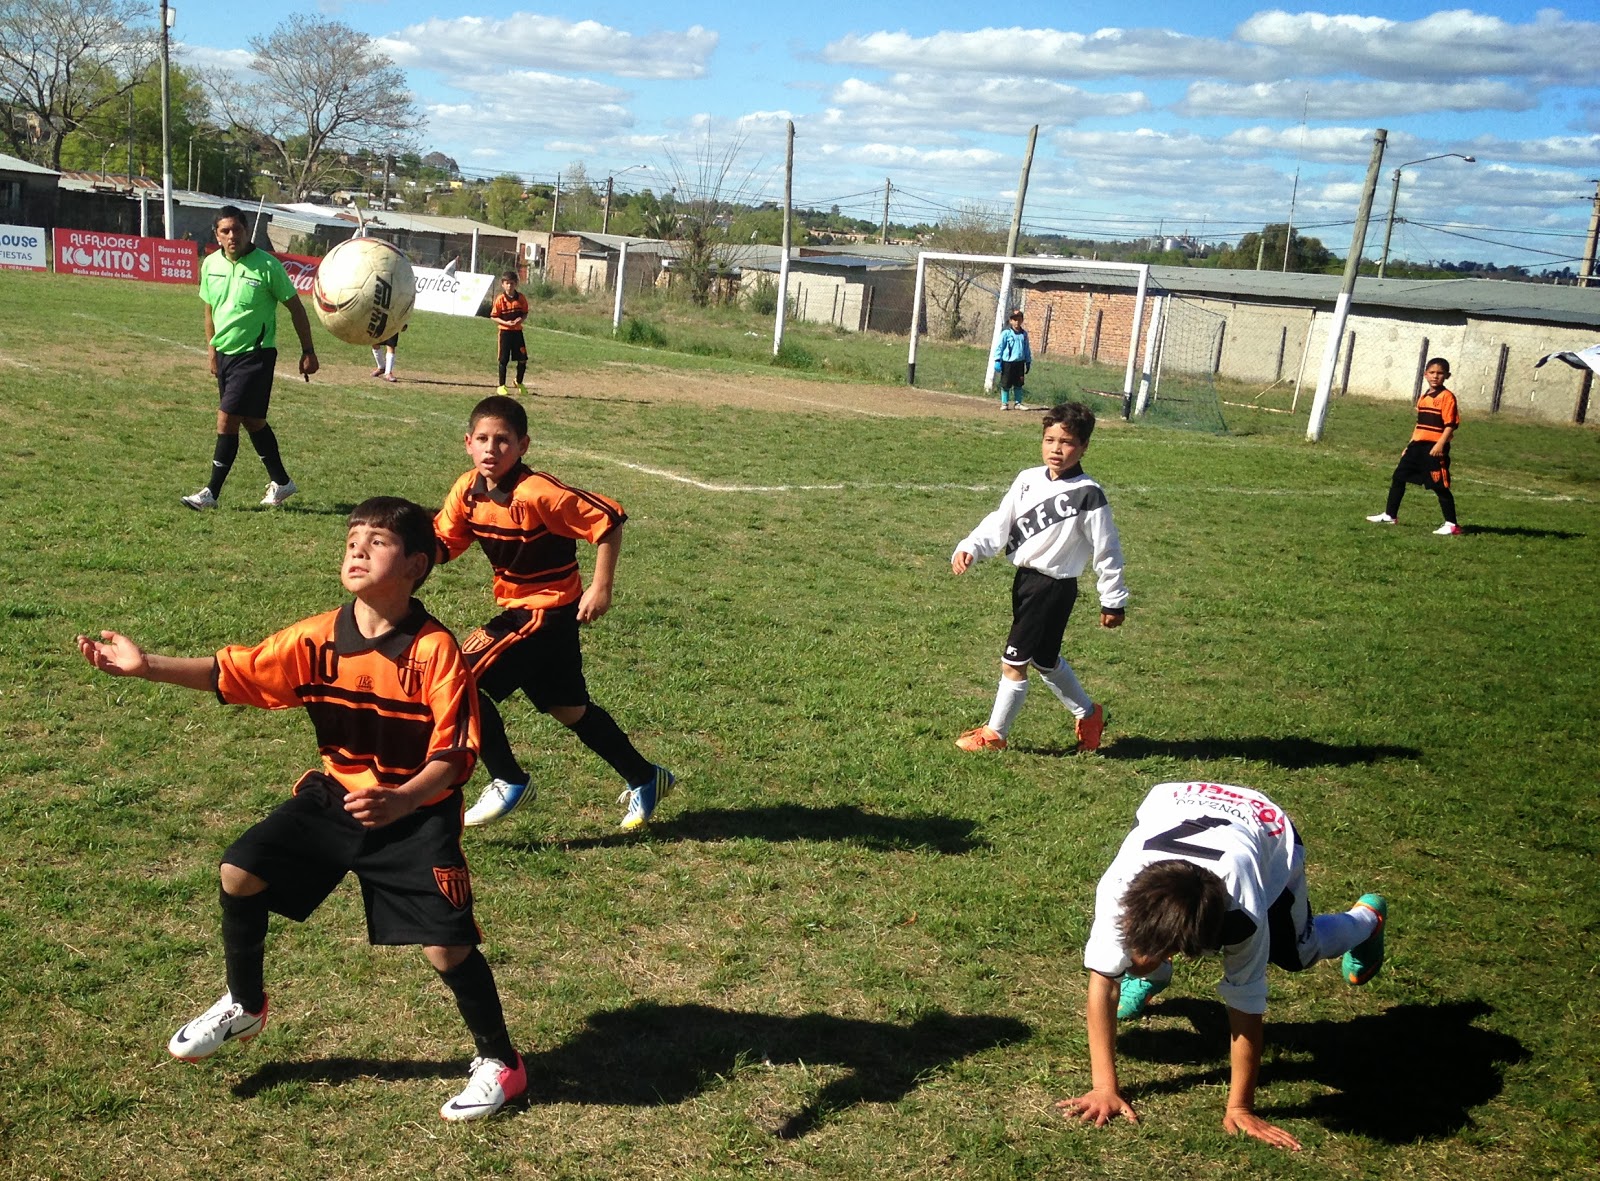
[951,401,1126,753]
[1057,781,1388,1152]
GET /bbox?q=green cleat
[1117,973,1168,1020]
[1343,894,1387,985]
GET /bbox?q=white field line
[0,352,39,369]
[72,312,207,354]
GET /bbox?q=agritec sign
[414,266,496,317]
[0,224,48,271]
[53,229,198,284]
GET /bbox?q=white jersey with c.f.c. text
[953,465,1128,609]
[1083,782,1302,1014]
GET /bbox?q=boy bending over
[1057,780,1387,1151]
[77,498,525,1122]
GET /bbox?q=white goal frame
[906,253,1152,405]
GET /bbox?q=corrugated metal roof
[0,152,59,177]
[1016,264,1600,328]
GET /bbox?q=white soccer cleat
[1433,522,1463,536]
[168,991,268,1062]
[440,1054,526,1121]
[1365,513,1396,524]
[261,480,298,506]
[181,487,217,511]
[464,779,533,827]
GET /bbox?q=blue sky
[172,1,1600,270]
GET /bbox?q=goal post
[906,252,1152,406]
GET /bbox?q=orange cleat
[1075,703,1106,752]
[955,725,1007,752]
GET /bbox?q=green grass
[1,268,1597,1179]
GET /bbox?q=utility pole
[1307,128,1387,443]
[1581,179,1600,287]
[602,174,614,234]
[773,121,795,357]
[985,125,1039,393]
[881,178,891,244]
[550,173,560,232]
[158,0,174,237]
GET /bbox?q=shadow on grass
[500,804,986,855]
[1118,997,1526,1142]
[1096,735,1422,769]
[1460,524,1583,540]
[232,1056,460,1098]
[525,1002,1031,1138]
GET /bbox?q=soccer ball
[311,236,416,346]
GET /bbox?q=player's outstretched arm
[577,528,621,623]
[76,631,215,690]
[1056,971,1138,1128]
[1222,1006,1302,1151]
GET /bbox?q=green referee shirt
[199,245,298,355]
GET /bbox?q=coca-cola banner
[53,229,198,284]
[277,252,321,294]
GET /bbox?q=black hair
[347,497,436,589]
[1425,357,1452,376]
[213,205,246,230]
[1116,860,1230,962]
[469,394,529,439]
[1041,399,1096,444]
[1008,307,1025,320]
[501,270,520,284]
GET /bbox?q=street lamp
[100,141,118,183]
[602,164,649,234]
[1379,153,1475,278]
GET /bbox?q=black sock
[516,361,526,383]
[478,693,528,784]
[438,949,516,1064]
[1385,477,1406,519]
[247,425,290,486]
[207,433,240,497]
[219,887,268,1014]
[1437,487,1457,523]
[568,703,652,786]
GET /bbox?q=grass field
[1,268,1597,1180]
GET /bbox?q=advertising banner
[277,252,322,294]
[414,266,496,317]
[53,230,198,284]
[0,224,48,271]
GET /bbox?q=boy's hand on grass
[1100,611,1124,628]
[1056,1089,1138,1127]
[1224,1108,1302,1152]
[343,786,416,830]
[77,631,150,678]
[951,551,974,575]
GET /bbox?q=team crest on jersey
[461,627,491,655]
[508,503,526,527]
[396,657,426,697]
[434,865,471,909]
[356,675,375,693]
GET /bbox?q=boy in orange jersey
[490,271,529,396]
[75,498,526,1123]
[1366,357,1463,535]
[434,394,675,831]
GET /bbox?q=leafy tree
[1212,223,1334,273]
[59,61,209,184]
[554,161,601,231]
[0,0,154,167]
[208,15,418,201]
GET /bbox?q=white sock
[385,353,395,375]
[372,347,383,367]
[1309,906,1381,961]
[1038,658,1092,718]
[986,676,1029,737]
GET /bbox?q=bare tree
[660,132,766,306]
[927,203,1006,339]
[209,15,418,201]
[0,0,154,168]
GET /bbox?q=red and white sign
[277,252,321,294]
[0,223,48,271]
[52,229,198,284]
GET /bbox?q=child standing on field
[434,394,675,831]
[1056,780,1388,1153]
[371,325,403,383]
[951,401,1126,753]
[491,271,529,396]
[75,498,526,1122]
[992,308,1032,410]
[1367,356,1462,535]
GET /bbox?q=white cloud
[823,26,1272,80]
[1462,133,1600,167]
[378,15,717,80]
[1180,79,1537,119]
[825,73,1148,136]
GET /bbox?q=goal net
[1135,292,1230,434]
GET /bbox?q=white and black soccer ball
[312,236,416,346]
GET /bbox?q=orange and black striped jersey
[211,600,479,801]
[435,463,626,611]
[491,292,528,330]
[1411,388,1460,444]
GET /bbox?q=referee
[182,206,319,511]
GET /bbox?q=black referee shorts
[459,602,589,711]
[215,348,277,418]
[221,772,481,947]
[1002,566,1078,669]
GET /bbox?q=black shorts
[221,772,481,947]
[216,348,277,418]
[1392,440,1450,489]
[1003,566,1078,668]
[998,360,1027,391]
[498,330,527,364]
[460,603,589,711]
